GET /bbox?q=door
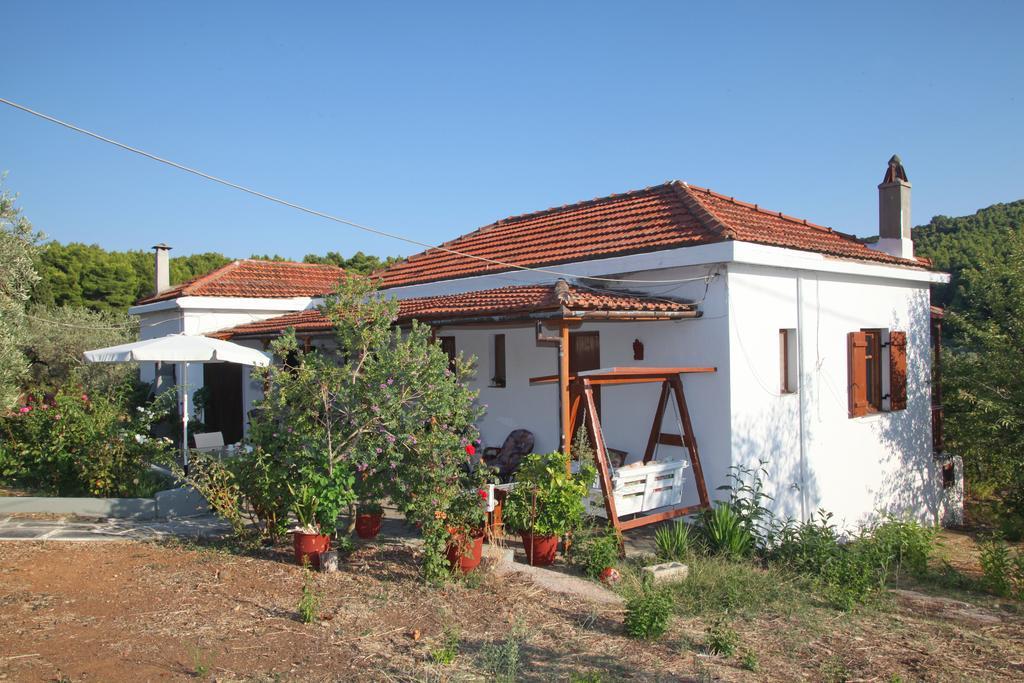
[202,363,244,444]
[570,331,601,429]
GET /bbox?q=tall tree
[0,181,41,408]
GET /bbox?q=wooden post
[669,375,711,509]
[583,379,622,545]
[560,320,571,468]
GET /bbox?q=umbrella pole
[181,361,190,474]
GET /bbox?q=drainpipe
[796,273,809,523]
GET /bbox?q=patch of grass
[667,555,814,618]
[741,649,760,672]
[430,626,460,665]
[623,581,674,639]
[477,620,527,681]
[704,618,739,656]
[297,571,320,624]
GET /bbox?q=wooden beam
[656,433,687,448]
[669,375,711,510]
[560,321,571,463]
[583,379,623,547]
[618,503,707,531]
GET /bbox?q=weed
[190,647,211,678]
[817,548,878,611]
[704,618,739,656]
[297,570,320,624]
[624,581,674,639]
[697,504,754,558]
[654,520,692,562]
[821,656,853,682]
[571,526,621,578]
[741,649,760,672]
[860,517,936,583]
[430,625,460,665]
[478,621,527,681]
[568,673,603,683]
[978,536,1024,598]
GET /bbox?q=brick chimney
[153,243,172,294]
[870,155,914,259]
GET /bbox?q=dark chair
[483,429,535,483]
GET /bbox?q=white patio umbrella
[84,333,270,469]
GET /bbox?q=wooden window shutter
[848,331,869,418]
[438,336,456,371]
[889,330,908,411]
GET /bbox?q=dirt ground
[0,531,1022,682]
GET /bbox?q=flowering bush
[0,385,174,496]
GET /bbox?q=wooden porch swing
[535,366,714,537]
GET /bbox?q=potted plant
[289,483,331,568]
[503,452,594,566]
[443,487,489,573]
[355,501,384,539]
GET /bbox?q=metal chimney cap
[152,243,173,250]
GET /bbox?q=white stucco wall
[726,264,946,529]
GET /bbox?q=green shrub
[860,517,936,582]
[624,582,674,639]
[477,632,523,681]
[0,385,174,497]
[697,504,754,559]
[741,650,760,672]
[704,618,739,656]
[571,527,621,578]
[769,510,842,575]
[655,520,692,562]
[817,548,878,611]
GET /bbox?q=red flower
[81,393,89,402]
[478,489,488,501]
[465,444,476,456]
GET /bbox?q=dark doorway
[570,331,601,423]
[202,363,244,444]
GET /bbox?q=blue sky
[2,1,1021,260]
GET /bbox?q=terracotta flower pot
[355,512,382,539]
[520,531,558,566]
[292,531,331,568]
[446,529,485,573]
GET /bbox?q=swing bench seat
[584,458,689,518]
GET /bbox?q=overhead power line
[0,96,712,286]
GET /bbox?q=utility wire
[0,96,713,286]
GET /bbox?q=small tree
[945,230,1024,517]
[0,180,42,408]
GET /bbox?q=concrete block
[319,551,339,573]
[154,487,210,519]
[642,561,689,585]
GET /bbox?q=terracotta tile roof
[137,259,345,304]
[375,181,927,288]
[212,282,695,340]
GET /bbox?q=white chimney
[870,155,914,259]
[153,243,172,294]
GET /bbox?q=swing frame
[566,367,714,536]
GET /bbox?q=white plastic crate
[584,458,688,518]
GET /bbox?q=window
[779,328,797,394]
[848,329,908,418]
[438,336,456,371]
[490,334,506,387]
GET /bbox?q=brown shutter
[889,331,908,411]
[848,331,869,417]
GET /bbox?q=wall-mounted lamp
[633,338,644,361]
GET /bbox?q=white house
[134,157,959,529]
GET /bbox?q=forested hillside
[913,199,1024,310]
[30,244,400,313]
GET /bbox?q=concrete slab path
[0,514,230,542]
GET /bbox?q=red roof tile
[137,259,346,304]
[212,282,695,340]
[375,181,927,288]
